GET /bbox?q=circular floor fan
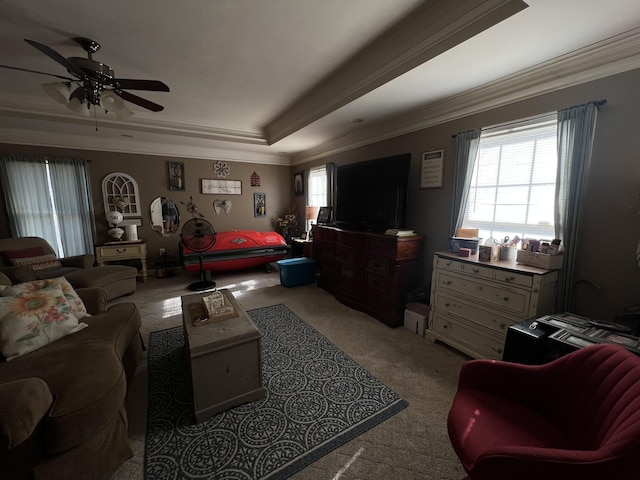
[181,218,217,291]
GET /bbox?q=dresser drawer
[96,244,145,259]
[494,269,533,288]
[436,271,530,315]
[431,312,506,360]
[366,255,389,275]
[367,238,395,257]
[435,257,463,273]
[366,273,388,294]
[336,261,364,282]
[433,292,515,336]
[461,262,493,280]
[336,232,360,249]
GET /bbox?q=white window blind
[462,114,558,242]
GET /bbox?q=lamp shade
[100,90,124,111]
[42,82,72,104]
[305,206,319,221]
[67,97,90,116]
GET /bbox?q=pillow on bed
[0,285,88,361]
[0,277,90,319]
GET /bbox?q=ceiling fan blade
[111,78,170,92]
[0,64,74,81]
[24,39,86,78]
[116,90,164,112]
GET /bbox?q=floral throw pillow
[0,277,90,319]
[0,285,88,361]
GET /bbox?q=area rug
[144,304,408,480]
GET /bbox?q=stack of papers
[384,229,416,237]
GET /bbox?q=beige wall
[0,146,294,262]
[296,68,640,321]
[2,68,639,319]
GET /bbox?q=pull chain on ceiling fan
[0,37,170,117]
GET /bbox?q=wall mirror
[150,196,180,236]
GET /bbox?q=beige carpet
[111,267,468,480]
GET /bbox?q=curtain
[554,102,599,311]
[0,154,95,256]
[326,162,336,211]
[451,129,481,235]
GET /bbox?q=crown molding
[264,0,527,145]
[0,92,267,146]
[292,27,640,165]
[0,125,290,165]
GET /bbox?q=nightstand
[96,240,148,281]
[290,237,313,258]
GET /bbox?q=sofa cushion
[0,277,91,320]
[0,377,52,448]
[0,302,141,455]
[0,286,88,361]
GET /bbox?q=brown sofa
[0,237,137,301]
[0,272,142,480]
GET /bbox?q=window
[0,155,95,256]
[461,114,558,242]
[307,166,327,231]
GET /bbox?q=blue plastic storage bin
[277,258,316,287]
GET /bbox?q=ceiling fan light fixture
[67,97,90,116]
[42,82,71,105]
[100,90,123,110]
[115,105,134,120]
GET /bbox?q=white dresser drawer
[435,257,463,273]
[436,271,530,315]
[433,292,515,336]
[431,312,505,360]
[494,269,533,288]
[461,262,494,280]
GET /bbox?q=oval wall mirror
[150,196,180,236]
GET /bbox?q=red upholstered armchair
[447,344,640,480]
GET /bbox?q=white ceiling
[0,0,640,166]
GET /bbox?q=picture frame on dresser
[316,206,331,225]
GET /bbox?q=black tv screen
[335,153,411,232]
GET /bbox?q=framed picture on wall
[254,192,266,217]
[420,149,444,188]
[294,172,304,195]
[168,161,185,191]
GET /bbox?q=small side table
[96,240,148,281]
[290,237,313,258]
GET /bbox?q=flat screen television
[335,153,411,232]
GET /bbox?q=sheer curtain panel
[554,102,600,311]
[0,155,95,257]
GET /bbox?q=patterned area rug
[144,304,408,480]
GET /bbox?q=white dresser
[427,251,558,359]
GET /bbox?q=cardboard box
[277,258,317,287]
[516,249,563,270]
[404,302,430,336]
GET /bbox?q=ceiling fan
[0,37,169,117]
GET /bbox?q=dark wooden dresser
[312,225,424,327]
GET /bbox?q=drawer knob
[506,276,515,281]
[443,280,452,285]
[445,303,450,307]
[503,296,509,301]
[472,268,480,273]
[116,248,127,253]
[492,347,503,354]
[445,261,452,266]
[500,323,506,329]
